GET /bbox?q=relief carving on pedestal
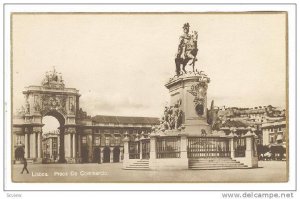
[187,82,208,116]
[159,99,184,131]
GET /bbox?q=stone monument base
[165,72,212,136]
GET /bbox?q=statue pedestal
[165,72,211,136]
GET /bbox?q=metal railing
[188,137,230,158]
[234,138,246,157]
[141,139,150,159]
[156,137,180,159]
[129,141,140,159]
[234,146,246,157]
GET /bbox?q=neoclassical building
[42,130,60,163]
[12,69,159,164]
[262,120,286,146]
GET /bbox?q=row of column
[23,131,76,161]
[22,130,125,163]
[24,131,42,159]
[101,147,123,163]
[64,133,76,158]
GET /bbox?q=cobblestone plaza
[12,161,287,183]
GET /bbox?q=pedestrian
[21,157,29,174]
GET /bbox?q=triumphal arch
[13,69,80,163]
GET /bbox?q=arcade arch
[42,112,66,163]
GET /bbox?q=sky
[12,13,287,124]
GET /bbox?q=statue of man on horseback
[175,23,198,76]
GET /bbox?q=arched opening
[113,147,120,162]
[103,146,110,163]
[42,110,66,163]
[92,147,101,163]
[15,146,25,161]
[81,146,89,163]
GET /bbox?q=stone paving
[12,161,287,183]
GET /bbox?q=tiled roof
[92,115,160,125]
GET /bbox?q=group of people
[160,101,184,131]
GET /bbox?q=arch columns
[110,147,114,163]
[22,125,43,163]
[64,127,77,163]
[100,147,104,163]
[33,126,43,163]
[77,133,82,163]
[37,131,42,158]
[119,148,123,162]
[24,131,29,158]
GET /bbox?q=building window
[16,135,23,145]
[94,136,100,146]
[52,138,57,149]
[105,136,110,146]
[133,130,137,135]
[82,136,87,144]
[270,135,275,143]
[34,95,38,103]
[115,136,121,146]
[104,129,110,135]
[129,133,135,142]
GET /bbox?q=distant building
[42,130,60,163]
[215,106,286,147]
[78,115,159,163]
[261,120,286,146]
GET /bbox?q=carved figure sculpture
[25,102,30,114]
[159,100,184,131]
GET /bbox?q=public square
[12,161,287,183]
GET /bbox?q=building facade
[262,120,286,146]
[77,115,158,163]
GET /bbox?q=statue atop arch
[175,23,198,76]
[42,66,65,89]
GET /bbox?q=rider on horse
[175,23,198,76]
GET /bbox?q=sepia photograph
[10,11,288,184]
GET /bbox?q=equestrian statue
[175,23,198,76]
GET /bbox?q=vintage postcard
[9,11,289,185]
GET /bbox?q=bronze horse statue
[175,23,198,76]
